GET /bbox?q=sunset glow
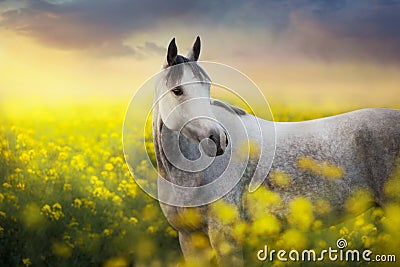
[1,1,399,108]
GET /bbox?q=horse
[152,36,400,266]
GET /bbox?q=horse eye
[172,87,183,96]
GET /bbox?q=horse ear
[167,38,178,66]
[187,36,201,61]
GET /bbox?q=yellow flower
[354,217,365,227]
[269,170,292,187]
[361,235,375,248]
[19,151,31,163]
[118,180,137,198]
[16,182,25,190]
[382,204,400,234]
[110,132,119,139]
[58,152,69,161]
[312,220,323,230]
[104,163,114,171]
[22,258,32,266]
[72,198,82,208]
[70,154,87,170]
[2,150,11,162]
[129,217,138,225]
[103,257,129,267]
[147,226,157,234]
[68,219,79,228]
[2,182,12,189]
[103,228,112,237]
[345,189,374,215]
[52,202,62,210]
[244,186,282,220]
[297,157,344,179]
[317,240,327,249]
[210,200,239,225]
[231,221,247,242]
[315,199,331,215]
[218,241,232,255]
[339,226,349,236]
[250,213,281,236]
[174,208,202,228]
[190,232,209,248]
[86,166,96,175]
[371,207,384,220]
[82,198,95,209]
[362,223,377,235]
[63,183,71,191]
[112,195,122,205]
[90,175,99,184]
[41,203,64,220]
[41,204,52,214]
[279,229,308,251]
[165,226,178,238]
[95,186,107,197]
[287,197,314,230]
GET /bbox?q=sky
[0,0,399,107]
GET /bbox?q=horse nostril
[209,134,217,143]
[209,131,223,156]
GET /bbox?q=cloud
[0,0,399,62]
[137,42,165,55]
[282,1,400,63]
[0,0,192,56]
[235,0,400,63]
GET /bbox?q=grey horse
[153,36,400,266]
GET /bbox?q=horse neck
[152,105,206,187]
[152,105,165,177]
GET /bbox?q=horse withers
[152,36,400,266]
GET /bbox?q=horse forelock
[165,55,210,88]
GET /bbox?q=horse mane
[211,99,247,116]
[165,55,210,88]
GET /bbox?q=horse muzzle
[208,129,228,156]
[200,128,228,157]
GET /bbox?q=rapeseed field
[0,100,399,267]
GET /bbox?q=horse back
[259,108,400,220]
